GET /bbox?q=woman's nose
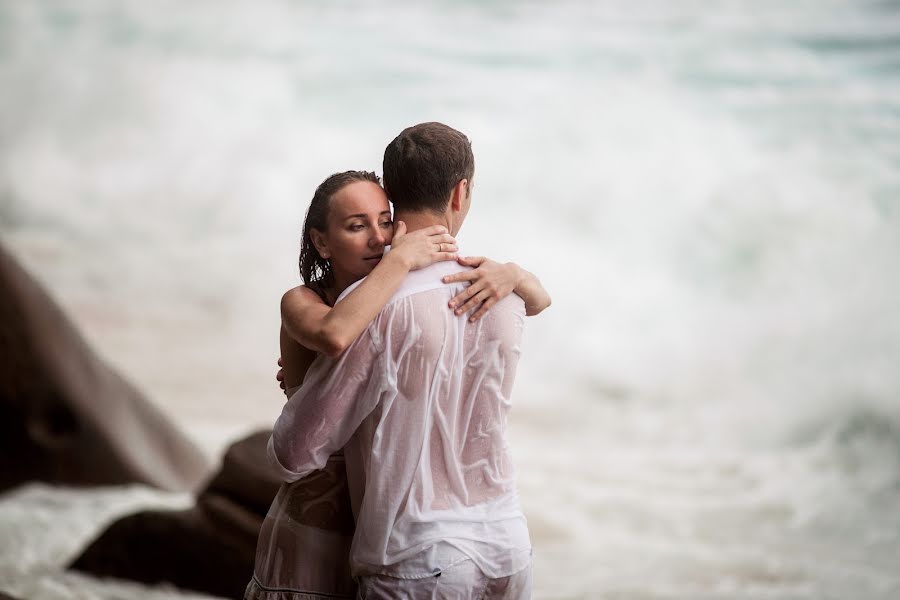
[370,229,386,247]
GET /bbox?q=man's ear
[449,179,468,212]
[311,229,330,259]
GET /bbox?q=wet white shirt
[268,258,531,579]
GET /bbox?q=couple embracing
[245,122,550,599]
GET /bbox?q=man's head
[383,122,475,231]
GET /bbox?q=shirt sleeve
[268,323,387,481]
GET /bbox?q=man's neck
[393,210,452,234]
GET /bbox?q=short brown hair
[382,122,474,214]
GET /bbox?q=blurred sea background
[2,0,899,598]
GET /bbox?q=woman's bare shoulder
[281,284,328,310]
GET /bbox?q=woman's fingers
[420,224,449,236]
[457,255,485,267]
[443,270,479,285]
[429,231,457,258]
[444,272,500,320]
[441,256,507,320]
[468,297,498,322]
[392,223,458,269]
[452,284,486,314]
[427,232,456,245]
[448,279,481,308]
[455,289,490,316]
[276,369,285,390]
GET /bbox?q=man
[269,122,535,598]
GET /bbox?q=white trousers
[356,560,532,600]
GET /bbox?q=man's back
[269,259,532,579]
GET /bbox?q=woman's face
[314,180,394,285]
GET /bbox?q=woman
[245,170,550,600]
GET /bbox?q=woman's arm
[281,222,458,358]
[279,327,318,391]
[442,256,552,321]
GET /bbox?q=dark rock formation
[70,430,283,599]
[0,242,210,492]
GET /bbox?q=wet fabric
[246,388,357,600]
[356,557,533,599]
[269,258,532,580]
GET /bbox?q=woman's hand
[390,221,458,271]
[442,256,521,322]
[276,357,286,394]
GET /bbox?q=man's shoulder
[335,261,470,307]
[392,260,471,301]
[397,262,526,319]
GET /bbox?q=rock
[201,430,283,519]
[70,430,283,599]
[0,242,210,492]
[70,507,255,599]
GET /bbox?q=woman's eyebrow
[342,210,391,222]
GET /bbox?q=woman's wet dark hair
[298,170,382,295]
